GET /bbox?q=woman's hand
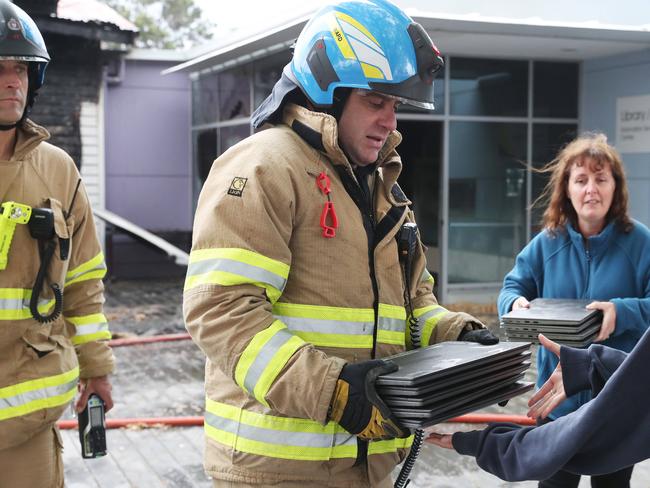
[427,432,454,449]
[512,296,530,310]
[527,334,565,419]
[587,301,616,342]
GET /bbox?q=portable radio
[78,394,107,459]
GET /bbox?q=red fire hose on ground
[57,413,535,430]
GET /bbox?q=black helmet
[0,0,50,127]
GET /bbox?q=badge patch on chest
[228,177,248,197]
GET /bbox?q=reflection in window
[450,58,528,117]
[193,129,217,191]
[531,124,577,234]
[397,121,442,247]
[219,66,251,121]
[192,73,219,125]
[448,122,527,283]
[534,62,579,118]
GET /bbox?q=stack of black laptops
[376,341,533,429]
[501,298,603,347]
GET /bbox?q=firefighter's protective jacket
[184,104,481,486]
[0,120,113,450]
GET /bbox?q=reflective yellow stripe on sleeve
[414,304,448,346]
[205,399,358,461]
[0,367,79,421]
[66,313,111,345]
[234,320,305,406]
[0,288,54,321]
[65,252,107,286]
[184,248,289,304]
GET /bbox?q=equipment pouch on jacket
[40,198,72,289]
[330,359,410,441]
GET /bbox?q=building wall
[29,34,102,169]
[105,59,192,278]
[581,49,650,227]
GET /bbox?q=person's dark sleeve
[451,420,583,481]
[561,344,628,397]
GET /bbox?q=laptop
[501,298,602,326]
[375,341,531,387]
[395,381,535,429]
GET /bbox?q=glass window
[533,62,579,118]
[450,58,528,117]
[193,129,217,194]
[253,50,292,109]
[397,121,443,247]
[531,124,578,234]
[448,122,527,283]
[219,124,250,156]
[219,66,251,121]
[192,72,219,125]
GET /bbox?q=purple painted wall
[105,59,191,231]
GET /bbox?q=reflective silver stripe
[421,269,433,282]
[275,315,373,335]
[205,411,355,448]
[0,378,77,410]
[187,258,286,292]
[0,296,51,311]
[66,262,106,282]
[243,327,295,394]
[378,316,405,333]
[74,322,109,336]
[419,307,447,323]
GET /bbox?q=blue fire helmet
[290,0,443,110]
[0,0,50,90]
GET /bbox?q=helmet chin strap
[0,122,18,131]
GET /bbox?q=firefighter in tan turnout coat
[184,1,497,486]
[0,3,113,486]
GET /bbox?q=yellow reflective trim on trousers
[188,248,289,279]
[414,305,448,346]
[234,320,306,406]
[205,399,358,461]
[0,288,54,320]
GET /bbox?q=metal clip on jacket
[316,172,338,238]
[0,202,32,270]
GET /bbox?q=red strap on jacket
[316,172,338,238]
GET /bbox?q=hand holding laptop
[587,301,616,342]
[512,296,530,310]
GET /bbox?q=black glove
[458,328,499,345]
[329,359,410,441]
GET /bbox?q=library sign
[617,94,650,153]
